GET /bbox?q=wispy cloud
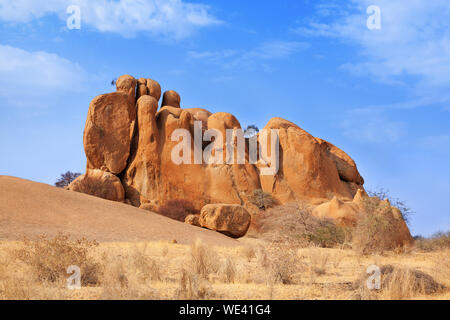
[418,135,450,155]
[340,108,406,143]
[0,44,88,106]
[296,0,450,92]
[188,40,309,69]
[0,0,221,39]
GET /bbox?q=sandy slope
[0,176,238,245]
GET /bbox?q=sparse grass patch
[14,233,100,286]
[414,231,450,252]
[352,265,446,300]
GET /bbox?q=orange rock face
[122,95,160,206]
[84,92,136,174]
[68,169,125,202]
[161,90,181,108]
[258,117,362,205]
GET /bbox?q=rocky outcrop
[199,204,251,238]
[312,190,413,246]
[68,169,125,202]
[71,73,411,242]
[257,118,363,205]
[312,196,359,227]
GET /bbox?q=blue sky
[0,0,449,236]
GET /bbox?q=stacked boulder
[69,74,411,242]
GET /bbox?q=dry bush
[414,231,450,252]
[305,248,329,276]
[367,187,413,225]
[100,252,159,300]
[132,247,161,283]
[14,233,100,286]
[240,246,256,262]
[352,198,401,255]
[249,189,278,211]
[352,265,446,300]
[177,268,215,300]
[222,257,236,283]
[189,240,220,280]
[265,244,305,285]
[257,203,348,248]
[158,199,197,222]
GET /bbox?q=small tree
[55,171,81,188]
[367,187,413,225]
[244,125,259,139]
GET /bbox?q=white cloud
[188,41,309,69]
[0,44,87,105]
[297,0,450,91]
[0,0,220,39]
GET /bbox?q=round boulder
[161,90,181,108]
[199,204,251,238]
[68,169,125,202]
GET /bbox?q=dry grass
[13,233,100,286]
[0,234,448,300]
[352,265,446,300]
[256,203,350,248]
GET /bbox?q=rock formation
[69,74,411,242]
[312,190,413,246]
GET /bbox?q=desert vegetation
[54,171,81,188]
[0,206,448,300]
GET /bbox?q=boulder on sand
[199,204,251,238]
[68,169,125,202]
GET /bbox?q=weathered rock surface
[312,196,359,226]
[161,90,181,108]
[185,214,201,227]
[199,204,251,238]
[257,117,360,205]
[136,78,161,102]
[68,169,125,202]
[84,92,136,174]
[116,75,137,105]
[122,95,160,206]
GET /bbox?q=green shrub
[305,223,349,248]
